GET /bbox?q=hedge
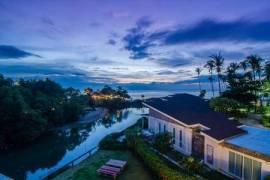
[131,137,197,180]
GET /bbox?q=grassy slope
[53,150,153,180]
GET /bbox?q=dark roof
[145,94,246,141]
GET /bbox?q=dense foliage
[85,85,131,111]
[0,74,88,149]
[153,132,173,153]
[195,53,270,126]
[126,133,196,180]
[209,97,245,118]
[99,132,127,150]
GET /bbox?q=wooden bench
[97,159,127,179]
[100,165,121,173]
[106,159,127,170]
[97,168,117,179]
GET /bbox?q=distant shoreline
[128,90,218,100]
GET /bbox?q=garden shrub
[153,132,173,153]
[262,116,270,128]
[182,156,208,177]
[99,132,127,150]
[128,136,196,180]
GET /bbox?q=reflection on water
[0,108,147,180]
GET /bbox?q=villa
[143,94,270,180]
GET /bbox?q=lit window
[206,145,214,165]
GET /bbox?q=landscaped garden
[53,119,198,180]
[53,118,232,180]
[53,150,153,180]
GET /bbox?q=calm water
[129,90,216,100]
[0,108,148,180]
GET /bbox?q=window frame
[172,128,175,144]
[179,130,183,148]
[228,151,261,180]
[206,144,214,165]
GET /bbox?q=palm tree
[210,52,224,94]
[204,60,215,97]
[246,54,264,81]
[239,60,248,72]
[227,62,239,75]
[257,64,263,84]
[246,55,264,109]
[264,61,270,81]
[195,67,202,91]
[226,62,239,88]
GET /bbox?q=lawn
[53,150,153,180]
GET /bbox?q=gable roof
[144,94,246,141]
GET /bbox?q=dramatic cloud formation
[164,19,270,44]
[122,17,154,59]
[1,0,270,89]
[0,45,41,59]
[152,57,191,67]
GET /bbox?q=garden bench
[97,168,118,179]
[106,159,127,169]
[97,159,127,179]
[100,165,121,173]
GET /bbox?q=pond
[0,108,148,180]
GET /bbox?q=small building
[143,94,270,180]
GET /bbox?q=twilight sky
[1,0,270,90]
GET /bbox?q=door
[192,131,205,159]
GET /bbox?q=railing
[41,146,98,180]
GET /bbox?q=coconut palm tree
[204,60,215,97]
[195,67,202,91]
[226,62,239,77]
[210,52,224,95]
[246,54,264,82]
[239,60,248,72]
[226,62,239,88]
[245,55,264,109]
[264,61,270,81]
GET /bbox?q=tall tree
[195,67,202,91]
[246,54,264,82]
[204,60,215,97]
[227,62,238,75]
[246,55,264,107]
[264,61,270,81]
[210,52,224,94]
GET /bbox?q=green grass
[53,150,153,180]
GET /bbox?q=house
[143,94,270,180]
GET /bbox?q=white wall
[204,135,270,180]
[148,116,192,155]
[262,162,270,180]
[149,115,270,179]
